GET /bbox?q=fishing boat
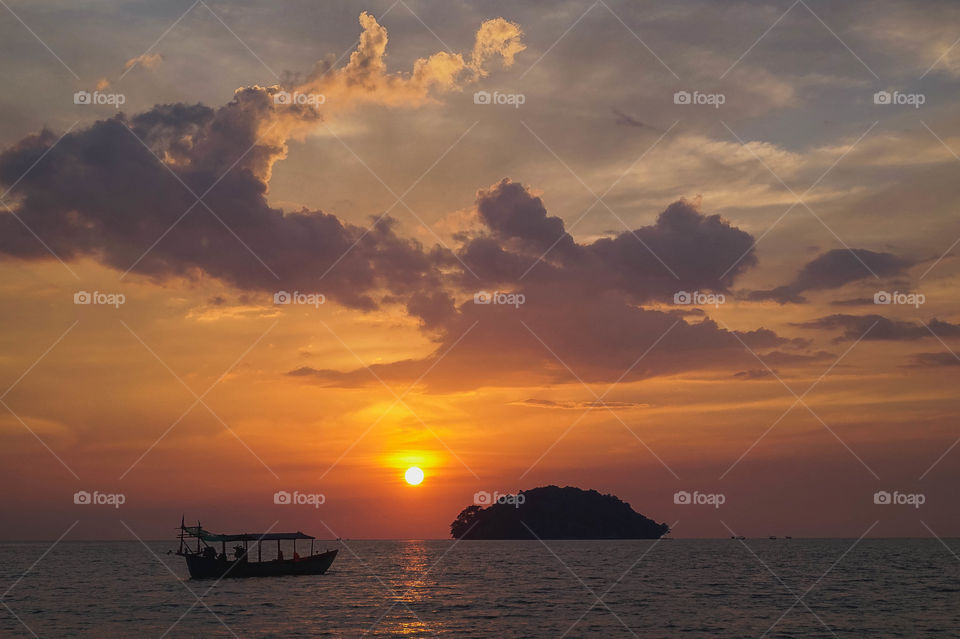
[176,518,338,579]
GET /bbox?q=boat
[176,518,338,579]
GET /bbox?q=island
[450,485,670,539]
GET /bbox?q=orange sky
[1,3,959,541]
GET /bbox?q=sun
[404,466,425,485]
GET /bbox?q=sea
[1,539,957,637]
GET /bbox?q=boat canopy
[182,525,315,542]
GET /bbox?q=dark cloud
[748,249,913,303]
[291,180,812,390]
[461,180,757,303]
[794,314,960,341]
[0,100,442,311]
[907,353,960,368]
[829,297,877,307]
[611,108,653,129]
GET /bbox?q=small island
[450,485,669,539]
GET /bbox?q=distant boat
[176,518,338,579]
[768,536,777,540]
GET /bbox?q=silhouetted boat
[176,518,338,579]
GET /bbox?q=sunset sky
[1,0,959,541]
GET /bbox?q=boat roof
[182,525,315,542]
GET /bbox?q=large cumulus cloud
[292,180,817,391]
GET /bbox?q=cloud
[0,13,525,312]
[509,399,649,410]
[794,315,960,341]
[748,248,914,303]
[0,15,814,392]
[733,369,778,380]
[292,12,523,110]
[290,180,813,390]
[907,353,960,368]
[611,108,652,129]
[123,53,164,72]
[462,179,757,302]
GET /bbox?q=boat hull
[183,549,338,579]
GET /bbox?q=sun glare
[404,466,425,485]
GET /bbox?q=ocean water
[1,539,958,637]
